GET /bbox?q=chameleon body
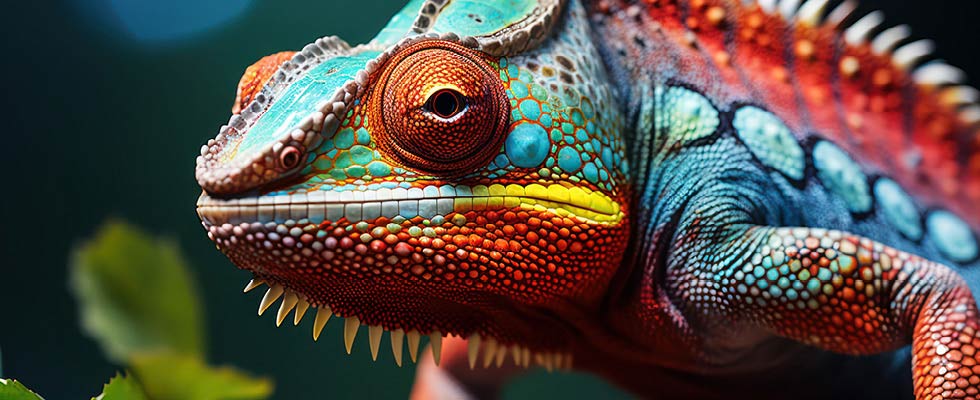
[195,0,980,397]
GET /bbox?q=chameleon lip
[196,182,624,227]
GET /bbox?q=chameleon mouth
[196,182,624,227]
[239,278,574,371]
[196,182,624,371]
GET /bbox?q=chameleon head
[195,0,630,361]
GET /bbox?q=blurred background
[1,0,979,398]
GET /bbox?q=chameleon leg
[676,227,980,399]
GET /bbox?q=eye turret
[369,40,509,176]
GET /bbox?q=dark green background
[1,0,978,398]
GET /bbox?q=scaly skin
[195,0,980,398]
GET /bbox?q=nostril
[279,146,302,170]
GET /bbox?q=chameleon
[194,0,980,398]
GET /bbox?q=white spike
[369,325,384,361]
[959,104,980,125]
[494,343,507,367]
[429,332,443,366]
[796,0,829,26]
[293,299,310,325]
[257,284,284,315]
[511,346,522,367]
[913,63,966,86]
[543,354,555,372]
[243,279,265,293]
[390,329,405,367]
[467,334,481,369]
[275,292,299,326]
[344,317,360,354]
[407,330,421,363]
[871,25,910,54]
[844,11,883,46]
[778,0,801,19]
[942,86,980,106]
[826,0,857,27]
[483,338,498,368]
[893,40,934,70]
[758,0,777,14]
[312,306,332,341]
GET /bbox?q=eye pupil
[429,89,462,118]
[280,146,301,169]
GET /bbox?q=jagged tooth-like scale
[843,11,884,46]
[494,344,507,367]
[913,63,967,86]
[429,332,443,366]
[344,317,360,354]
[871,25,910,54]
[276,292,299,327]
[467,334,481,369]
[243,279,265,293]
[511,346,522,367]
[893,40,935,70]
[312,306,332,341]
[407,330,421,363]
[483,338,498,368]
[293,299,310,325]
[522,348,531,368]
[796,0,830,27]
[778,0,801,19]
[826,0,857,28]
[390,329,405,367]
[369,325,383,361]
[257,284,284,315]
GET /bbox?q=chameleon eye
[370,40,509,176]
[278,145,301,170]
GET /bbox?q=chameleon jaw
[197,182,628,371]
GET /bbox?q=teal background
[1,0,978,399]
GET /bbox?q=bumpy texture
[195,0,980,398]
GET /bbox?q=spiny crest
[760,0,980,223]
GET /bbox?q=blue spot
[656,85,719,142]
[511,82,529,99]
[557,146,582,172]
[582,162,599,183]
[540,113,553,127]
[366,161,390,177]
[519,100,541,121]
[733,106,805,180]
[927,211,978,263]
[334,129,355,149]
[874,178,923,240]
[505,123,549,168]
[813,141,872,213]
[355,127,371,145]
[601,147,615,169]
[350,145,374,165]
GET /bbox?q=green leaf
[0,379,44,400]
[69,220,205,362]
[94,372,148,400]
[130,353,273,400]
